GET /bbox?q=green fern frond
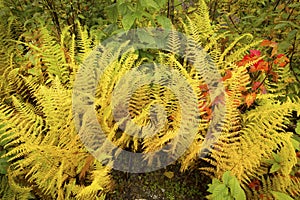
[37,26,71,85]
[76,21,94,62]
[219,33,253,63]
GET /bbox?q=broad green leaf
[228,178,246,200]
[222,171,232,184]
[140,0,160,9]
[141,11,156,25]
[154,0,168,8]
[156,15,172,29]
[207,179,223,193]
[271,191,294,200]
[106,4,118,22]
[211,184,228,198]
[278,41,291,53]
[137,29,156,45]
[272,152,282,162]
[291,137,300,151]
[134,10,143,19]
[270,163,281,173]
[117,2,130,15]
[122,13,136,30]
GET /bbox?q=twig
[228,14,242,34]
[289,35,300,83]
[273,0,281,11]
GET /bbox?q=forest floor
[105,162,212,200]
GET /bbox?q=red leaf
[245,92,256,108]
[250,49,261,57]
[249,179,260,191]
[260,40,278,57]
[199,84,208,91]
[261,39,273,46]
[259,194,265,199]
[274,54,289,67]
[252,82,261,90]
[222,70,232,81]
[261,39,277,48]
[249,60,269,72]
[269,71,279,82]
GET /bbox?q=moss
[106,164,211,200]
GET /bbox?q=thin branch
[167,0,175,23]
[273,0,281,11]
[289,35,300,83]
[228,14,242,34]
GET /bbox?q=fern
[0,23,112,199]
[1,1,300,199]
[180,1,300,198]
[245,175,300,200]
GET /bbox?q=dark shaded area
[106,162,211,200]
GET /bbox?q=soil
[105,162,212,200]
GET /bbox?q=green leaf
[211,184,229,198]
[28,68,41,76]
[278,41,291,53]
[272,152,282,163]
[271,191,294,200]
[140,0,160,9]
[122,13,136,30]
[280,21,300,29]
[117,2,130,15]
[228,178,246,200]
[291,137,300,151]
[222,171,232,184]
[253,13,267,27]
[78,14,85,19]
[287,29,298,40]
[207,179,223,193]
[270,163,281,173]
[134,10,144,19]
[274,23,288,30]
[288,3,300,8]
[106,4,118,22]
[296,121,300,134]
[141,12,156,25]
[156,15,172,29]
[137,29,156,45]
[154,0,168,8]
